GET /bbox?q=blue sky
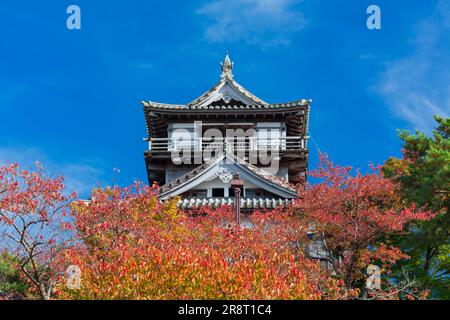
[0,0,449,197]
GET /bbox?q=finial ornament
[220,52,234,79]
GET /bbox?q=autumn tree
[293,153,435,295]
[57,183,353,300]
[1,157,438,300]
[0,163,76,300]
[383,116,449,298]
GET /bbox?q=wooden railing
[148,137,306,153]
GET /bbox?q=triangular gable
[187,78,268,108]
[158,156,225,200]
[158,154,297,200]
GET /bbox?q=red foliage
[293,153,435,287]
[57,183,354,299]
[1,155,434,299]
[0,162,76,299]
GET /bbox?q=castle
[142,53,310,211]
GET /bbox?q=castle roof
[142,53,311,112]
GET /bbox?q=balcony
[147,136,306,153]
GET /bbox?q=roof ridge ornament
[220,51,234,79]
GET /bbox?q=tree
[0,163,76,300]
[0,251,30,299]
[383,116,450,298]
[57,183,354,300]
[293,153,435,295]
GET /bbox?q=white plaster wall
[192,177,259,197]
